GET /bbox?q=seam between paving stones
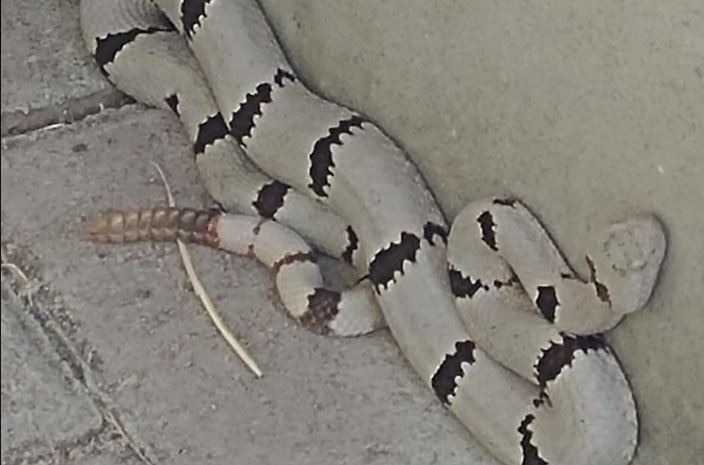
[1,421,114,465]
[1,247,157,465]
[1,89,134,138]
[1,103,160,154]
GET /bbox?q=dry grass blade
[1,261,37,307]
[149,162,263,378]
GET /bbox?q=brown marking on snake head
[229,83,273,147]
[272,251,315,273]
[181,0,211,39]
[299,288,341,334]
[535,286,558,323]
[585,255,612,305]
[492,198,518,207]
[252,180,290,219]
[477,211,498,251]
[518,414,548,465]
[423,222,448,245]
[368,232,421,292]
[94,25,175,75]
[273,68,296,87]
[194,113,229,154]
[448,267,488,298]
[341,226,359,264]
[431,340,476,405]
[165,94,180,116]
[534,333,606,391]
[308,115,366,197]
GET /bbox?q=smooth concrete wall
[259,2,703,464]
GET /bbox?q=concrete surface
[0,0,110,113]
[0,0,129,138]
[1,1,702,465]
[1,282,101,458]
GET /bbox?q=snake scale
[80,1,668,464]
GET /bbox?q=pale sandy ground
[1,1,702,464]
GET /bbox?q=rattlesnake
[80,1,667,464]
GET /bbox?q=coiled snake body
[81,1,667,464]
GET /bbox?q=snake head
[590,213,667,314]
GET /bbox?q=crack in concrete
[1,420,108,465]
[1,89,134,138]
[1,245,156,465]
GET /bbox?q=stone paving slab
[1,107,497,465]
[1,281,102,458]
[0,0,111,115]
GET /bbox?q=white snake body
[80,1,668,464]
